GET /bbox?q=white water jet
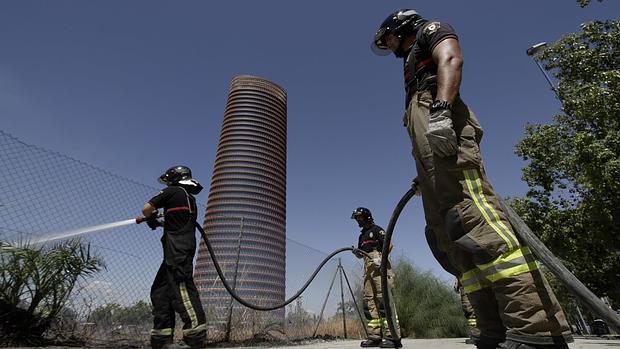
[29,218,137,246]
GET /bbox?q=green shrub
[0,239,104,346]
[392,257,467,338]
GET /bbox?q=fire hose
[137,215,372,312]
[379,182,620,342]
[380,182,418,341]
[193,221,371,311]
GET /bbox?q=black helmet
[371,9,426,57]
[158,165,203,194]
[158,165,193,184]
[351,207,374,227]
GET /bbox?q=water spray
[29,219,138,245]
[3,215,159,249]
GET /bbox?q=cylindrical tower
[195,75,287,323]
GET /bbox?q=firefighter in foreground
[371,9,572,349]
[139,165,207,349]
[351,207,401,348]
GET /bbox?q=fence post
[338,258,347,339]
[224,217,244,342]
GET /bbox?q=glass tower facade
[194,75,287,322]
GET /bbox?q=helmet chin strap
[394,38,414,58]
[358,219,373,229]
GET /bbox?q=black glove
[411,177,421,196]
[146,211,162,230]
[352,247,364,259]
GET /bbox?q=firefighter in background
[351,207,402,348]
[454,277,480,345]
[139,166,207,349]
[370,9,572,349]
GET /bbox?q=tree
[286,297,313,328]
[88,300,152,335]
[513,19,620,306]
[334,299,360,318]
[115,300,152,328]
[0,239,104,345]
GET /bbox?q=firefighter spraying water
[137,165,207,349]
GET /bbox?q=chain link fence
[0,130,365,346]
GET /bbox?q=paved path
[6,337,619,348]
[231,337,619,349]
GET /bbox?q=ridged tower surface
[195,75,287,322]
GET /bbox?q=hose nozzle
[136,211,163,230]
[136,210,163,224]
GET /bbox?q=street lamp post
[526,42,560,99]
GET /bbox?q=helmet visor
[371,29,391,56]
[158,174,169,184]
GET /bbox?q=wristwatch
[430,99,452,113]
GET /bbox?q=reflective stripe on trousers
[463,169,519,251]
[151,328,173,336]
[179,282,198,328]
[460,246,539,294]
[368,316,400,329]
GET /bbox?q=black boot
[162,344,191,349]
[380,338,403,348]
[183,332,206,349]
[360,338,382,347]
[466,335,480,345]
[476,336,505,349]
[151,336,173,349]
[499,339,569,349]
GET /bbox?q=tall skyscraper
[194,75,287,322]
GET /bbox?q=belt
[165,206,191,214]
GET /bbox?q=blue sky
[1,1,618,314]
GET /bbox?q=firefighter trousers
[459,285,481,338]
[363,251,400,340]
[404,90,572,347]
[150,260,207,349]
